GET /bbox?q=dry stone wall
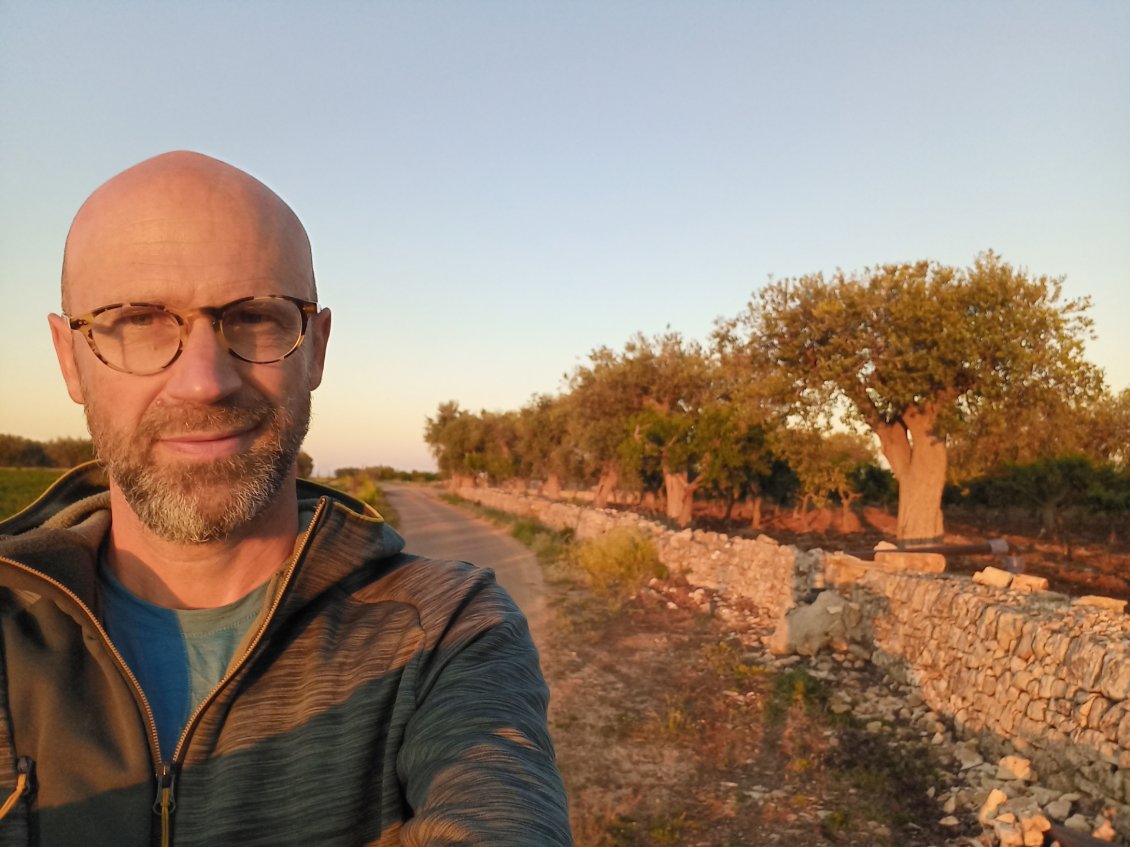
[454,484,1130,826]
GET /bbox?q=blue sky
[2,1,1128,473]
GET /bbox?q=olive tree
[721,252,1102,544]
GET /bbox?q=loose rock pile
[649,578,1127,846]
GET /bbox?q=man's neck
[103,484,300,610]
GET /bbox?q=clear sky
[2,1,1128,474]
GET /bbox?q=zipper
[153,762,176,847]
[0,495,327,846]
[167,497,326,764]
[0,757,35,822]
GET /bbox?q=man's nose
[162,317,242,402]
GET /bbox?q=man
[0,152,571,846]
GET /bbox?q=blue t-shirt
[99,568,273,760]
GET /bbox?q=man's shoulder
[348,553,522,635]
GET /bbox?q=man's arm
[396,575,572,846]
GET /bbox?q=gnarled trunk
[593,463,619,509]
[663,470,697,528]
[748,496,762,530]
[543,473,562,500]
[875,404,947,545]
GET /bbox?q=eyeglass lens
[88,299,304,373]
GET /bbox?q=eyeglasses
[66,295,319,375]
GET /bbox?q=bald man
[0,152,571,846]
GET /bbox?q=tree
[570,332,719,525]
[296,451,314,478]
[423,402,519,485]
[515,394,579,497]
[722,252,1102,544]
[43,437,95,468]
[769,428,876,529]
[0,435,50,467]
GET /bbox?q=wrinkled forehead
[62,154,315,313]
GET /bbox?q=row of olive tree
[425,253,1127,542]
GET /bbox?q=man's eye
[228,307,284,328]
[106,308,164,330]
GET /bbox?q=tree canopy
[720,251,1103,542]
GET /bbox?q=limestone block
[1063,813,1091,832]
[974,566,1015,588]
[767,589,848,656]
[997,609,1026,651]
[1066,639,1106,690]
[1011,573,1050,593]
[993,818,1024,847]
[1099,653,1130,701]
[979,787,1009,824]
[997,754,1036,782]
[1073,595,1127,613]
[1044,797,1073,821]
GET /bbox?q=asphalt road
[380,484,550,645]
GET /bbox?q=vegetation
[424,252,1123,546]
[319,469,400,527]
[719,252,1102,544]
[571,526,667,597]
[0,434,94,468]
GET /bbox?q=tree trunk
[593,463,619,509]
[749,496,762,530]
[543,473,562,500]
[874,404,947,545]
[663,470,696,528]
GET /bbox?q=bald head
[61,151,315,313]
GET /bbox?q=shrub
[571,526,666,597]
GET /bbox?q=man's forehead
[63,151,314,309]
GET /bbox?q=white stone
[1073,595,1127,613]
[1063,813,1091,832]
[979,788,1009,824]
[1044,798,1072,821]
[973,566,1014,588]
[996,755,1035,782]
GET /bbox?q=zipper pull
[153,762,177,847]
[0,757,35,822]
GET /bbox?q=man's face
[51,157,330,543]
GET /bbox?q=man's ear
[48,313,86,404]
[306,307,331,391]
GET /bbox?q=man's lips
[155,426,260,458]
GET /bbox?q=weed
[702,641,768,685]
[601,811,695,846]
[658,692,693,736]
[764,667,829,724]
[571,527,666,598]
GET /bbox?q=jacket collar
[0,462,406,617]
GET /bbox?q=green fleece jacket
[0,464,571,846]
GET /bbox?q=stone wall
[454,483,1130,823]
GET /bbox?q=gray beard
[89,394,310,543]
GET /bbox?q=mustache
[136,398,272,441]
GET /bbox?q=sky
[1,1,1128,475]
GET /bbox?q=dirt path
[381,483,551,644]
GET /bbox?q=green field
[0,468,66,521]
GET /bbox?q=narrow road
[380,484,550,646]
